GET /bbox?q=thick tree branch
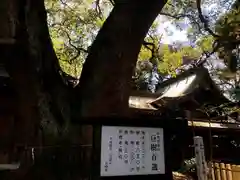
[142,34,163,64]
[159,12,202,33]
[95,0,104,19]
[59,0,74,11]
[161,0,221,38]
[195,40,220,66]
[142,41,158,64]
[143,41,154,50]
[143,41,155,54]
[196,0,220,38]
[109,0,115,6]
[63,30,88,63]
[75,0,168,117]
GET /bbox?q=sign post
[194,136,208,180]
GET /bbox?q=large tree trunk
[0,0,168,137]
[75,0,167,117]
[2,0,71,143]
[0,0,77,179]
[0,0,167,179]
[0,1,72,177]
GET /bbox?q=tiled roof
[129,67,229,110]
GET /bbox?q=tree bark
[0,3,73,175]
[0,0,76,179]
[0,0,168,136]
[0,0,168,179]
[2,0,72,144]
[75,0,167,117]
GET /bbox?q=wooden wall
[211,162,240,180]
[0,77,15,164]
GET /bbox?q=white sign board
[100,126,165,176]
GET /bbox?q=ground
[173,172,194,180]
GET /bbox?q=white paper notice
[100,126,165,176]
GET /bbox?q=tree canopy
[0,1,240,178]
[45,0,239,83]
[0,0,239,135]
[45,0,112,77]
[45,0,205,78]
[45,0,211,94]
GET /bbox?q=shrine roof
[129,67,229,111]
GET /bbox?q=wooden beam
[188,121,240,130]
[0,38,15,44]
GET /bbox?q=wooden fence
[210,162,240,180]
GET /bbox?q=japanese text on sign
[100,126,165,176]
